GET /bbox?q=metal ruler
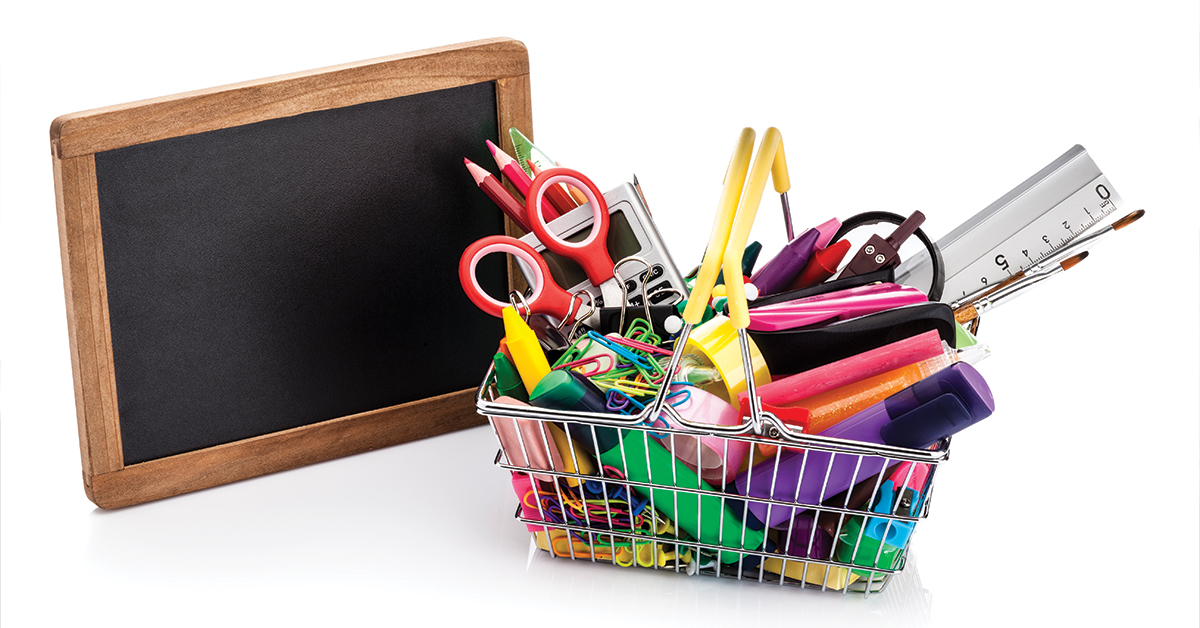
[896,145,1123,303]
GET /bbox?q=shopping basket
[475,128,952,595]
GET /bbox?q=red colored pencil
[464,158,530,233]
[528,160,582,210]
[486,140,573,220]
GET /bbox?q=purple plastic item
[779,512,833,560]
[734,418,891,528]
[734,362,994,528]
[749,229,821,296]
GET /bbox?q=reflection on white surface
[77,426,934,626]
[519,536,932,626]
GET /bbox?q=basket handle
[723,127,790,330]
[680,128,756,326]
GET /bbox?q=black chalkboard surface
[95,81,506,465]
[51,39,534,507]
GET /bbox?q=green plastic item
[509,127,554,177]
[675,298,715,325]
[595,427,764,563]
[954,321,979,348]
[834,515,903,577]
[492,353,528,403]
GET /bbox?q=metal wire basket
[475,128,952,595]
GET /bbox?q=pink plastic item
[746,283,927,331]
[653,385,749,486]
[742,330,945,407]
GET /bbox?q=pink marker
[741,330,946,407]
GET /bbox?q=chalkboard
[51,39,533,507]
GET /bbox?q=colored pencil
[464,158,530,233]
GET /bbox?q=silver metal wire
[474,320,950,594]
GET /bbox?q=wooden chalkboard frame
[51,38,532,508]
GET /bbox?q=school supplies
[747,330,948,408]
[750,302,957,375]
[788,238,851,290]
[836,210,926,280]
[489,396,562,482]
[748,228,821,296]
[465,157,531,233]
[475,125,1141,596]
[492,353,528,402]
[954,251,1089,329]
[651,384,749,485]
[502,307,551,395]
[895,145,1125,302]
[487,140,574,219]
[745,282,929,332]
[516,180,688,313]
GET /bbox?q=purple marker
[749,228,821,296]
[734,362,994,528]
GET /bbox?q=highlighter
[503,306,551,395]
[492,353,528,403]
[795,348,963,434]
[757,348,958,457]
[529,369,609,414]
[735,363,993,528]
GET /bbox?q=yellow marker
[502,306,551,395]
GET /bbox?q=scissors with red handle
[459,167,623,321]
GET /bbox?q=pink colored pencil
[486,140,571,220]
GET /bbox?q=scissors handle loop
[458,235,577,319]
[526,167,615,287]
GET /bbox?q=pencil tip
[463,159,489,184]
[1113,209,1145,230]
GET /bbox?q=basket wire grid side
[478,363,949,597]
[480,127,949,596]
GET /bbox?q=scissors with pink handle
[458,167,624,322]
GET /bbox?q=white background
[3,2,1196,626]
